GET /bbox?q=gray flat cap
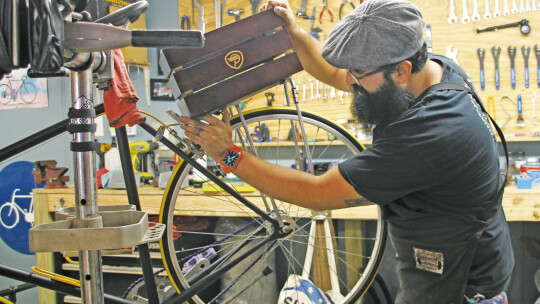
[321,0,425,70]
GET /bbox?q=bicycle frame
[0,84,307,304]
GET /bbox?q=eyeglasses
[346,65,389,87]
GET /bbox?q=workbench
[32,185,540,303]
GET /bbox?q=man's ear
[395,60,412,84]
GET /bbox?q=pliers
[339,0,355,19]
[319,0,333,23]
[181,15,191,30]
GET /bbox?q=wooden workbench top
[33,186,540,221]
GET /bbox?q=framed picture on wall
[150,79,175,101]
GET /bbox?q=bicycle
[0,1,387,304]
[0,75,37,105]
[0,188,34,229]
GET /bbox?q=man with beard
[178,0,514,302]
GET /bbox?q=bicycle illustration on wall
[0,188,34,229]
[0,74,37,105]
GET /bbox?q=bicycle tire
[19,82,37,104]
[0,203,20,229]
[0,84,12,105]
[159,107,387,304]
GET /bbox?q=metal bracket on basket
[29,205,165,252]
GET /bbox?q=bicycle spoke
[159,108,387,304]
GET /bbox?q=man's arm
[261,0,351,92]
[178,111,362,211]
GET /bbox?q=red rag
[103,49,146,128]
[96,167,109,188]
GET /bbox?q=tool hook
[181,15,191,30]
[339,0,355,19]
[446,45,459,63]
[319,0,334,23]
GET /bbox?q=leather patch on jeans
[414,247,444,274]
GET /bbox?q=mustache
[351,84,370,96]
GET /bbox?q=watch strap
[220,146,243,173]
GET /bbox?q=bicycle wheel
[0,84,12,105]
[159,107,387,304]
[19,82,37,104]
[0,203,19,229]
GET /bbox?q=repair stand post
[70,69,104,304]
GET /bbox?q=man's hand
[178,110,235,161]
[260,0,300,34]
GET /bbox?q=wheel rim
[159,108,387,304]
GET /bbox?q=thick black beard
[350,75,416,131]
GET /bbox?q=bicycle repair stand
[0,1,203,304]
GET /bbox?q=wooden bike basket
[159,9,303,118]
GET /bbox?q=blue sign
[0,161,44,255]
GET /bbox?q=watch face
[223,150,239,167]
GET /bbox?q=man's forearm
[231,150,357,210]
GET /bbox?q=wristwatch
[219,146,243,173]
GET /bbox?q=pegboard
[178,0,540,141]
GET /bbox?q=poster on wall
[0,69,48,110]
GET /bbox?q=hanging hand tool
[302,82,306,101]
[484,0,492,18]
[181,15,191,30]
[522,46,530,88]
[215,0,222,28]
[330,87,336,99]
[265,92,275,106]
[310,79,314,101]
[448,0,458,23]
[491,46,501,90]
[228,8,244,21]
[508,46,517,89]
[472,0,481,21]
[487,95,496,119]
[319,0,334,23]
[461,0,471,23]
[499,96,513,129]
[446,45,459,63]
[315,80,321,99]
[517,94,525,127]
[338,90,344,104]
[249,0,261,15]
[477,48,486,90]
[512,0,518,12]
[426,25,432,53]
[194,0,205,32]
[534,44,540,87]
[477,19,531,34]
[297,0,310,18]
[503,0,511,14]
[310,7,322,40]
[322,83,327,101]
[339,0,355,19]
[519,0,525,11]
[493,0,502,16]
